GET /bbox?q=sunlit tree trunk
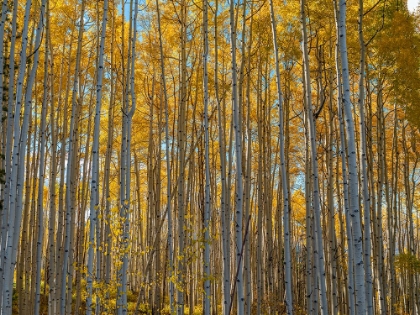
[337,0,366,312]
[176,0,188,312]
[0,0,18,299]
[357,1,373,312]
[214,1,231,312]
[228,0,244,311]
[155,0,175,311]
[0,0,8,164]
[61,2,85,313]
[35,3,49,313]
[203,0,211,312]
[2,1,32,311]
[304,108,314,314]
[243,5,253,313]
[4,2,48,314]
[86,0,108,313]
[118,1,137,313]
[333,3,356,314]
[326,66,338,315]
[256,61,263,315]
[102,6,116,312]
[47,3,60,311]
[56,29,74,312]
[268,0,293,311]
[301,0,329,313]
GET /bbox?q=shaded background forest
[0,0,420,314]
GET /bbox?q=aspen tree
[243,5,253,313]
[326,60,338,315]
[61,1,86,313]
[87,0,109,312]
[0,1,18,294]
[337,0,367,312]
[369,79,386,314]
[155,0,175,311]
[2,1,36,312]
[256,60,263,315]
[35,2,49,313]
[47,3,59,311]
[117,0,137,312]
[300,0,329,313]
[203,0,211,312]
[145,74,156,310]
[268,0,293,311]
[25,100,39,313]
[386,96,396,315]
[357,0,373,311]
[333,3,355,314]
[102,5,116,308]
[153,94,163,313]
[0,0,7,148]
[228,0,245,311]
[236,2,253,312]
[304,111,314,314]
[0,2,18,298]
[402,122,416,314]
[213,0,231,312]
[56,30,74,312]
[176,0,188,312]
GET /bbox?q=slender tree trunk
[176,0,188,312]
[301,0,329,313]
[86,0,108,313]
[268,0,293,312]
[203,0,212,312]
[61,2,86,313]
[155,0,175,312]
[337,0,367,312]
[214,1,231,312]
[35,3,49,312]
[228,0,244,311]
[2,1,32,311]
[357,1,373,312]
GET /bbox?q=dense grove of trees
[0,0,419,314]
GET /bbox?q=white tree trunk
[155,0,175,312]
[35,3,49,313]
[337,0,367,313]
[213,1,231,312]
[0,0,18,304]
[268,0,293,312]
[357,1,373,312]
[117,1,137,313]
[203,0,211,313]
[229,0,244,312]
[2,1,33,312]
[61,2,85,313]
[86,0,108,313]
[300,0,329,313]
